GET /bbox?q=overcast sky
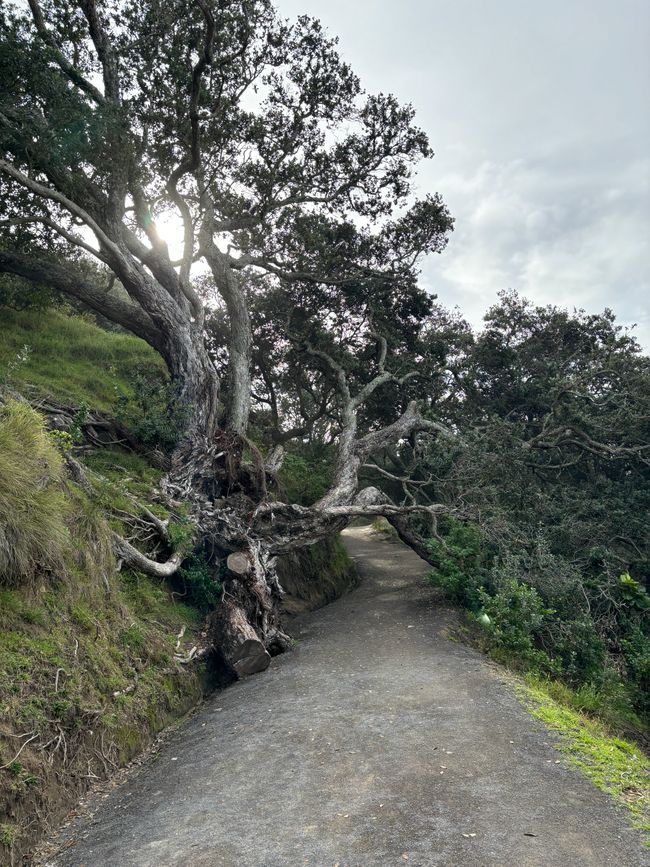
[277,0,650,347]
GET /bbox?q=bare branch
[112,532,183,579]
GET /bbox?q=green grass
[0,306,165,412]
[0,392,205,862]
[0,400,70,583]
[517,676,650,845]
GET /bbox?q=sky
[276,0,650,347]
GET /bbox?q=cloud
[422,149,650,347]
[276,0,650,348]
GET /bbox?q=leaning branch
[0,249,162,352]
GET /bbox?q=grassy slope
[0,402,208,863]
[0,306,356,862]
[0,306,165,412]
[0,311,199,861]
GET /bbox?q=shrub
[0,400,70,584]
[178,552,222,612]
[278,451,333,506]
[426,516,650,727]
[426,518,491,609]
[116,366,185,451]
[477,575,556,672]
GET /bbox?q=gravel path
[44,526,646,866]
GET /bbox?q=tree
[0,0,453,675]
[375,293,650,717]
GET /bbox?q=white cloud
[423,151,650,346]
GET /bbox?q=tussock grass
[0,400,70,584]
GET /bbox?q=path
[43,526,646,866]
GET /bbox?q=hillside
[0,306,356,864]
[0,307,165,414]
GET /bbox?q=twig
[54,667,66,692]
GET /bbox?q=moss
[517,676,650,845]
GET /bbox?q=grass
[0,306,165,413]
[0,400,70,583]
[516,676,650,846]
[0,395,204,862]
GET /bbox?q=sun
[152,211,187,261]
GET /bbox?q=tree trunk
[209,543,292,678]
[162,322,221,442]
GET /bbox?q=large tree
[0,0,453,674]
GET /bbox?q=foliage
[0,271,56,311]
[116,366,186,452]
[178,552,222,612]
[478,575,556,672]
[426,520,490,609]
[415,296,650,726]
[278,450,334,506]
[0,400,70,584]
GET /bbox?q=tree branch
[112,532,183,578]
[0,249,163,352]
[26,0,106,104]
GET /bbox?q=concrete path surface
[42,526,646,866]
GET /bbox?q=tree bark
[210,543,291,677]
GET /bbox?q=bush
[426,518,491,609]
[478,575,555,671]
[278,451,333,506]
[426,516,650,728]
[116,366,186,451]
[178,552,222,612]
[0,400,70,584]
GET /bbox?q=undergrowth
[426,516,650,736]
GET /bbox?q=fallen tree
[0,0,454,675]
